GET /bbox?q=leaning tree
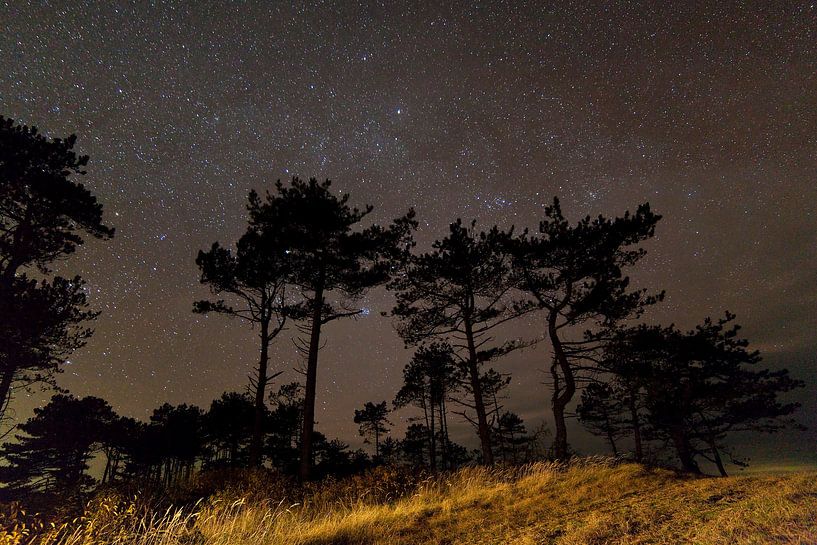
[248,177,415,480]
[0,116,113,422]
[509,198,662,460]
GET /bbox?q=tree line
[0,115,803,501]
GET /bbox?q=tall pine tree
[391,220,533,465]
[248,178,414,480]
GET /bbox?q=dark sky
[2,1,815,468]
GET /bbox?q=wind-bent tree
[636,314,803,475]
[248,177,415,480]
[593,326,657,461]
[0,116,113,422]
[0,394,116,501]
[195,195,296,466]
[391,220,532,465]
[510,198,661,460]
[393,343,460,470]
[353,401,391,458]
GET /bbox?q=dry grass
[3,459,816,545]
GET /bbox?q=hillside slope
[9,461,817,544]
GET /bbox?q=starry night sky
[1,2,815,467]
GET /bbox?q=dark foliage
[0,116,113,423]
[0,395,116,503]
[508,197,662,459]
[353,401,392,459]
[194,192,299,466]
[247,177,415,480]
[390,220,534,465]
[393,343,460,470]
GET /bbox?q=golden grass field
[3,459,816,545]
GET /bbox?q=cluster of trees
[0,382,536,503]
[576,317,803,475]
[0,387,337,501]
[0,115,804,502]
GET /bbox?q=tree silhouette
[400,423,430,467]
[493,411,532,464]
[195,192,298,466]
[379,436,400,465]
[99,415,142,485]
[0,276,98,425]
[149,403,205,485]
[247,177,415,480]
[391,220,532,465]
[267,381,304,474]
[509,198,661,460]
[635,315,803,475]
[0,116,113,422]
[0,394,116,501]
[393,343,460,470]
[354,401,391,459]
[576,383,629,457]
[204,392,255,468]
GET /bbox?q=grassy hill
[5,459,817,544]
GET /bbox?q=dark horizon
[1,2,815,471]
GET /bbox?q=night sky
[2,2,815,468]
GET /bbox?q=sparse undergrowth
[2,459,816,545]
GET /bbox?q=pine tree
[0,394,116,500]
[203,392,255,467]
[267,382,304,474]
[149,403,205,485]
[354,401,392,458]
[493,411,532,464]
[0,116,113,421]
[390,220,533,465]
[248,177,415,480]
[637,314,803,475]
[393,343,460,470]
[509,198,662,460]
[576,383,629,457]
[195,192,297,466]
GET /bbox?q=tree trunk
[606,420,619,457]
[299,278,324,481]
[0,210,30,287]
[249,312,270,467]
[627,389,643,462]
[548,310,575,460]
[429,397,437,471]
[709,439,728,477]
[671,430,701,474]
[439,399,449,469]
[101,450,112,484]
[0,366,14,423]
[464,315,494,465]
[374,426,380,458]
